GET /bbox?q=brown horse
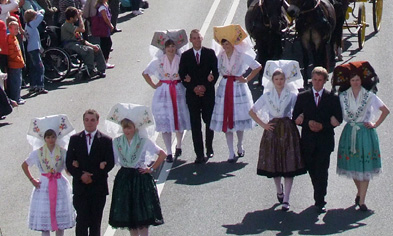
[284,0,336,85]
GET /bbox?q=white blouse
[217,49,260,76]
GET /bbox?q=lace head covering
[150,29,189,58]
[27,114,75,150]
[262,60,303,94]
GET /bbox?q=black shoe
[36,88,48,94]
[355,196,360,206]
[207,151,214,158]
[316,205,327,214]
[113,28,122,33]
[166,154,173,163]
[237,150,245,158]
[359,204,368,211]
[174,148,182,158]
[227,155,238,163]
[194,156,207,164]
[282,202,290,212]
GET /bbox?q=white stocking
[162,132,172,155]
[42,231,50,236]
[236,130,244,153]
[283,177,294,203]
[56,230,64,236]
[274,177,283,194]
[139,227,149,236]
[225,132,235,159]
[175,131,183,149]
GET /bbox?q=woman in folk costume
[106,103,166,236]
[249,60,306,211]
[143,29,191,163]
[335,63,390,211]
[210,24,262,163]
[21,115,76,236]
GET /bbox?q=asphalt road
[1,0,392,235]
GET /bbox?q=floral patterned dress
[25,145,75,231]
[337,87,385,181]
[143,54,191,132]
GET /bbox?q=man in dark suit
[179,29,218,164]
[293,67,342,213]
[66,109,114,236]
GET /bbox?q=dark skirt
[257,117,306,178]
[109,167,164,229]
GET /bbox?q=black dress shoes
[166,154,173,163]
[175,148,182,158]
[207,152,214,159]
[281,202,290,212]
[194,156,208,164]
[113,28,122,33]
[237,150,245,158]
[316,205,327,213]
[355,195,360,206]
[227,155,238,163]
[359,204,368,211]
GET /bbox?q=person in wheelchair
[61,6,106,79]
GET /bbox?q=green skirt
[109,167,164,229]
[337,123,382,181]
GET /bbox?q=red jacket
[0,20,8,55]
[7,34,24,69]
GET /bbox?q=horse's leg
[300,32,311,86]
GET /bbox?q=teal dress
[337,88,384,181]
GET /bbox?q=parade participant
[22,114,76,236]
[106,103,165,236]
[293,66,343,213]
[336,66,389,211]
[179,29,218,164]
[210,24,262,163]
[249,60,306,211]
[143,29,190,163]
[66,109,114,236]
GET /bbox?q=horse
[245,0,287,72]
[284,0,336,85]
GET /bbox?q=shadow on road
[223,205,373,235]
[166,159,248,185]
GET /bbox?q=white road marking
[104,0,239,234]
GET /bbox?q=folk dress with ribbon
[337,87,385,181]
[143,54,191,133]
[25,144,75,231]
[210,48,259,132]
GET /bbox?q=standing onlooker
[24,9,48,94]
[143,31,191,163]
[249,62,306,211]
[94,0,114,68]
[210,24,262,163]
[22,115,76,236]
[66,109,114,236]
[6,20,25,104]
[108,0,120,32]
[58,0,82,25]
[36,0,58,26]
[107,104,165,236]
[0,20,8,70]
[293,66,343,213]
[179,29,218,164]
[130,0,142,15]
[336,70,389,211]
[0,0,19,26]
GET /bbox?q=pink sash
[162,80,180,130]
[42,172,61,231]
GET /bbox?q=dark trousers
[131,0,141,10]
[303,146,331,207]
[187,95,214,158]
[100,36,112,61]
[74,194,107,236]
[109,0,119,28]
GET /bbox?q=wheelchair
[331,61,379,94]
[40,26,86,82]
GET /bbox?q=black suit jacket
[66,130,114,196]
[293,89,343,152]
[179,47,219,102]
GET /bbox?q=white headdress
[262,60,303,94]
[27,114,75,150]
[149,29,189,58]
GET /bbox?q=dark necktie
[86,133,92,145]
[196,52,200,65]
[315,92,320,106]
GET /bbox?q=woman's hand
[184,74,191,82]
[262,122,275,131]
[207,74,214,82]
[295,113,304,125]
[31,178,41,189]
[330,116,340,127]
[154,81,162,89]
[364,122,376,129]
[138,167,153,174]
[236,76,248,83]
